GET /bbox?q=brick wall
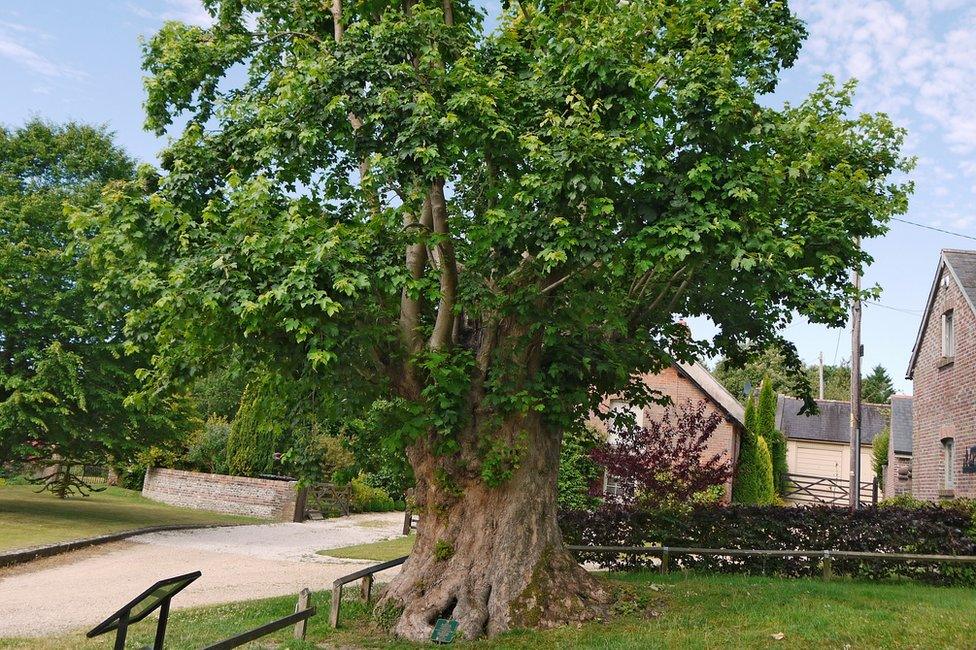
[911,266,976,500]
[142,468,304,521]
[884,452,912,499]
[587,365,740,501]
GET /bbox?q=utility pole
[849,244,863,509]
[818,352,824,400]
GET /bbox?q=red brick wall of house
[912,267,976,499]
[587,366,740,501]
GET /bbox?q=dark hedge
[559,504,976,585]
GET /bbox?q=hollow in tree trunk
[378,413,610,640]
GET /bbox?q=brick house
[906,249,976,500]
[588,362,745,501]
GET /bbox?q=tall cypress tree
[733,394,762,503]
[755,436,777,505]
[757,378,789,497]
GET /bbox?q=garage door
[792,441,844,478]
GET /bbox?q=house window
[942,310,955,358]
[604,471,625,498]
[943,438,955,490]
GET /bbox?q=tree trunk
[378,413,610,640]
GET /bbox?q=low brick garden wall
[142,468,305,522]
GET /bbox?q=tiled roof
[775,395,888,445]
[890,394,913,455]
[676,362,746,428]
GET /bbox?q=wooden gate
[785,473,878,506]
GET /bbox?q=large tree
[0,120,187,495]
[81,0,911,639]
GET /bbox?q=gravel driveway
[0,512,405,638]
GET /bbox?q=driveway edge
[0,523,245,569]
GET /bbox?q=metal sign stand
[87,571,201,650]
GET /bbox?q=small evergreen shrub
[350,475,397,512]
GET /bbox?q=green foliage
[480,432,527,488]
[225,374,295,477]
[754,437,777,505]
[557,426,603,511]
[0,120,191,489]
[862,365,895,405]
[349,475,397,513]
[189,366,247,420]
[82,2,912,526]
[756,379,789,497]
[185,415,232,475]
[714,347,893,405]
[872,428,890,490]
[733,394,776,505]
[434,540,455,562]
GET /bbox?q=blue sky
[3,0,975,394]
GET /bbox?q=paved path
[0,512,404,638]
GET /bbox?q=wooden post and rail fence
[325,545,976,629]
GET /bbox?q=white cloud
[0,21,85,80]
[126,0,213,27]
[794,1,976,154]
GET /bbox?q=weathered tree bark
[377,413,610,640]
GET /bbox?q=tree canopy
[0,120,188,494]
[77,0,913,638]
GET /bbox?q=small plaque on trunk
[431,618,459,644]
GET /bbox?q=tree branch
[429,180,458,349]
[399,198,432,357]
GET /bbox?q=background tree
[712,346,793,397]
[591,400,732,506]
[0,120,188,496]
[862,364,895,404]
[756,379,789,497]
[81,0,911,638]
[872,427,890,490]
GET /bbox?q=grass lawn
[318,533,415,561]
[3,572,974,649]
[0,484,260,552]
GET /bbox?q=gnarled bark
[377,413,610,640]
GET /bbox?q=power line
[864,300,922,315]
[891,217,976,242]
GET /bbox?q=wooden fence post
[361,574,373,604]
[660,548,670,575]
[293,589,311,640]
[822,552,832,581]
[329,584,343,628]
[872,478,879,505]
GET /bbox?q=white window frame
[603,471,624,498]
[942,310,955,358]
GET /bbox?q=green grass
[318,534,415,561]
[4,572,975,649]
[0,485,260,552]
